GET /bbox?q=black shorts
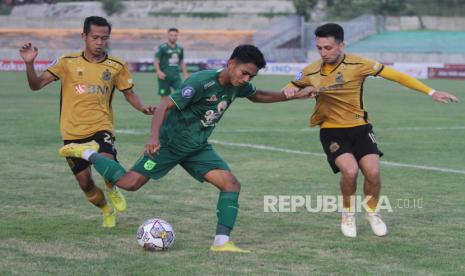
[63,130,117,175]
[320,124,383,174]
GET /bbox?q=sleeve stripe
[120,84,134,92]
[46,69,59,80]
[374,65,385,77]
[290,81,306,88]
[169,95,182,110]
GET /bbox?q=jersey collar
[81,51,108,64]
[320,54,346,76]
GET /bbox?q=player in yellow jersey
[19,16,155,228]
[284,23,458,238]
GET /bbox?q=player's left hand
[432,91,459,103]
[141,105,157,115]
[144,137,160,157]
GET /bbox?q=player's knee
[364,168,380,184]
[341,165,359,180]
[224,179,241,192]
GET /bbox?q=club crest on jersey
[102,69,111,81]
[335,72,344,85]
[181,86,195,98]
[329,142,340,153]
[295,71,303,81]
[143,160,156,170]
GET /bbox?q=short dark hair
[314,23,344,42]
[168,28,179,33]
[229,44,266,69]
[83,16,112,34]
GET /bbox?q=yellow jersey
[289,53,384,128]
[47,52,134,139]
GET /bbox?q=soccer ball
[136,218,175,251]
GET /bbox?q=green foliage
[323,0,465,20]
[293,0,318,21]
[148,12,228,18]
[101,0,125,16]
[257,12,293,19]
[0,3,13,15]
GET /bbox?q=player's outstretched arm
[145,97,175,156]
[247,87,315,103]
[19,43,55,91]
[379,66,459,103]
[122,89,157,115]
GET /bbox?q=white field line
[116,129,465,175]
[118,126,465,135]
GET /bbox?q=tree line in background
[2,0,465,19]
[295,0,465,21]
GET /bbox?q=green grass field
[1,72,465,275]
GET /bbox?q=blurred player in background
[284,23,458,238]
[19,16,155,228]
[154,28,189,98]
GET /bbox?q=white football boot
[366,212,388,237]
[341,211,357,238]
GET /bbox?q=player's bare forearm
[25,64,55,91]
[145,97,174,155]
[247,88,314,103]
[180,61,189,79]
[247,90,287,103]
[123,90,156,115]
[25,63,42,90]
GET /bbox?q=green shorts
[158,76,182,96]
[131,144,230,182]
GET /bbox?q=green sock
[89,153,126,185]
[216,192,240,235]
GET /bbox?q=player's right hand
[19,43,38,63]
[157,71,166,80]
[432,91,459,103]
[144,137,160,157]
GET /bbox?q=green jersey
[162,69,256,152]
[155,43,184,77]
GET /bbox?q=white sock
[213,235,229,246]
[82,149,97,161]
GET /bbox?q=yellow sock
[101,203,112,214]
[366,196,379,213]
[84,186,106,208]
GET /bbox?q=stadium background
[1,0,465,274]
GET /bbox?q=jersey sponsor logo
[295,71,303,81]
[329,142,340,153]
[74,84,111,95]
[206,95,218,102]
[204,80,215,89]
[201,100,228,127]
[181,86,195,98]
[75,84,86,95]
[102,69,111,81]
[143,160,156,170]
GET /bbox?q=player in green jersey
[154,28,189,97]
[59,44,313,252]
